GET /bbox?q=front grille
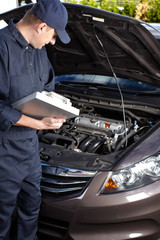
[38,216,69,240]
[41,163,96,200]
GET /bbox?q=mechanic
[0,0,70,239]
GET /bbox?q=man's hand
[15,114,66,130]
[41,117,66,129]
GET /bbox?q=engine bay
[38,94,159,170]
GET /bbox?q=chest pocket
[10,75,34,103]
[9,73,48,103]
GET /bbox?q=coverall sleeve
[0,46,22,132]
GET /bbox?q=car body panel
[114,121,160,170]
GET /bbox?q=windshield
[55,74,159,92]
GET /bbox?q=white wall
[0,0,18,14]
[0,0,18,29]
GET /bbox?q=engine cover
[74,116,127,135]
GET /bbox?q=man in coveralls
[0,0,70,239]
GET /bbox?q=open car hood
[49,3,160,87]
[1,3,160,86]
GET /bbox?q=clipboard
[12,91,80,119]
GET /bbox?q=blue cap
[32,0,70,44]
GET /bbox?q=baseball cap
[32,0,70,44]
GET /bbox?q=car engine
[38,101,154,157]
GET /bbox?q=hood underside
[1,3,160,86]
[48,3,160,87]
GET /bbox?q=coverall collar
[8,19,29,49]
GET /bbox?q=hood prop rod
[94,27,128,148]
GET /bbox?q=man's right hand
[15,114,66,130]
[41,116,66,129]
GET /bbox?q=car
[1,3,160,240]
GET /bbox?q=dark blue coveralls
[0,20,55,239]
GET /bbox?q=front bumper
[38,171,160,240]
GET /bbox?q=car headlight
[100,152,160,194]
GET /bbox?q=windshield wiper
[57,81,160,95]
